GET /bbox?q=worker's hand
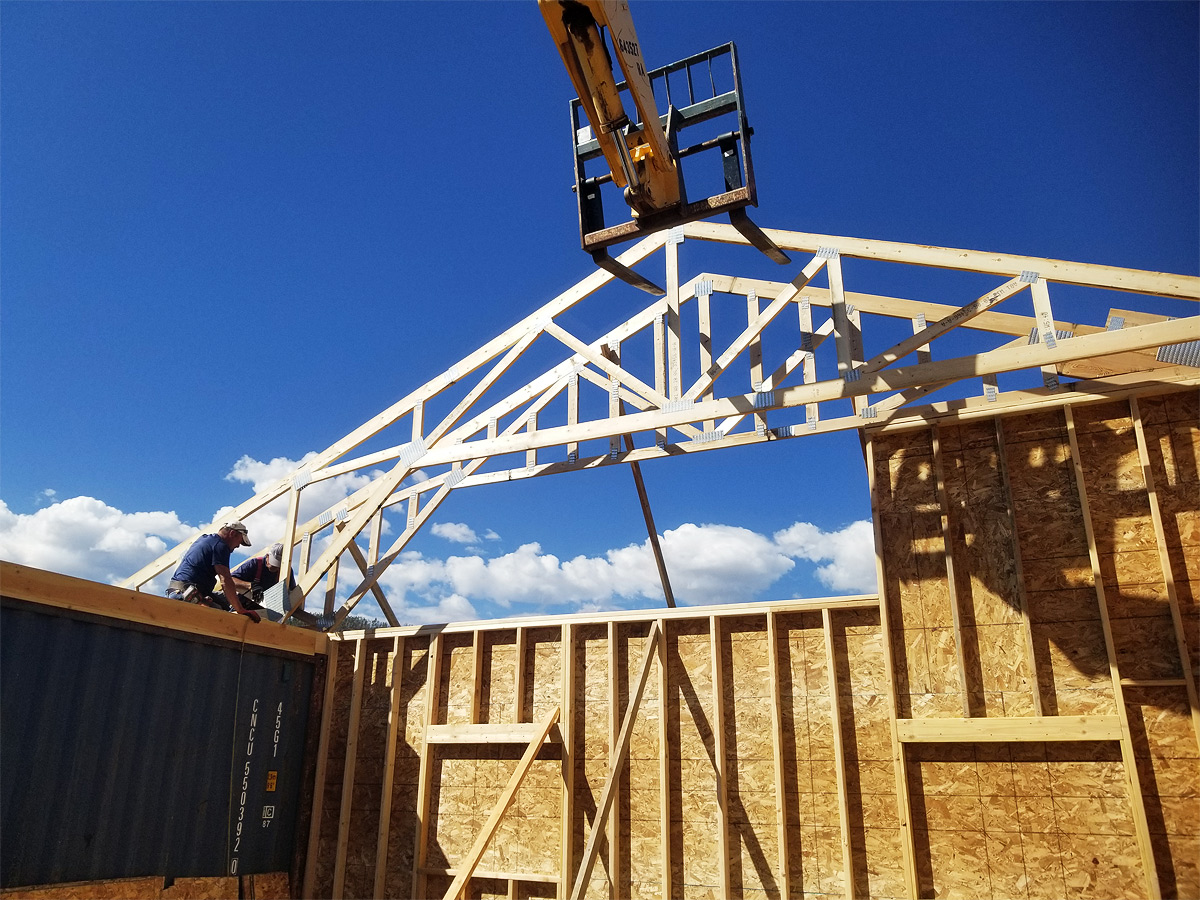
[237,606,261,624]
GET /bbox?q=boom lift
[540,0,790,293]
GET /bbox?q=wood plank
[824,609,854,899]
[372,636,405,900]
[332,638,368,900]
[710,616,731,899]
[561,624,576,900]
[656,620,671,900]
[767,612,791,898]
[441,705,562,900]
[864,436,920,900]
[568,622,663,900]
[667,230,682,402]
[425,722,564,744]
[608,622,621,899]
[698,280,714,431]
[411,632,445,900]
[301,642,341,900]
[683,221,1200,299]
[1064,404,1161,899]
[0,562,326,656]
[896,715,1123,742]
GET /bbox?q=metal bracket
[592,249,665,296]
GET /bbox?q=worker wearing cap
[166,522,261,623]
[226,542,297,616]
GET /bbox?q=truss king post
[591,248,665,296]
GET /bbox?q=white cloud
[432,521,479,544]
[773,519,877,593]
[0,497,193,586]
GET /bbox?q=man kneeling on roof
[223,542,297,622]
[166,521,261,623]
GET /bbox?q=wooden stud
[698,283,714,432]
[1030,277,1064,390]
[824,609,854,899]
[372,635,405,900]
[301,641,341,900]
[1130,397,1200,748]
[657,620,671,900]
[710,616,731,899]
[412,632,445,900]
[332,638,368,900]
[931,426,972,716]
[568,622,663,900]
[667,230,682,402]
[471,630,484,724]
[561,624,577,900]
[367,510,383,567]
[608,622,621,898]
[864,436,920,900]
[766,611,791,898]
[568,370,580,463]
[515,626,528,723]
[441,706,562,900]
[1064,404,1162,900]
[748,290,767,432]
[323,556,339,618]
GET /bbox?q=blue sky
[2,1,1197,624]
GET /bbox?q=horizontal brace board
[896,716,1123,743]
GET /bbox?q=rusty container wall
[0,597,316,890]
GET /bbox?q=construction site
[2,3,1197,900]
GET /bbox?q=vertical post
[412,632,445,900]
[654,310,668,448]
[824,609,854,900]
[515,626,528,723]
[471,630,485,724]
[1029,277,1063,391]
[799,298,818,429]
[666,229,682,402]
[766,612,791,897]
[561,623,577,899]
[568,370,580,463]
[373,636,406,900]
[1064,405,1161,899]
[697,280,714,432]
[657,619,672,900]
[748,290,766,433]
[333,639,368,900]
[302,642,341,900]
[368,510,383,567]
[278,485,302,601]
[864,436,919,899]
[608,622,621,898]
[710,616,731,898]
[323,557,339,618]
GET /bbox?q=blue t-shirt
[230,555,296,592]
[171,533,233,595]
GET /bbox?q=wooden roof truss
[123,222,1200,629]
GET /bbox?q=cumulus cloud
[432,522,479,544]
[773,519,876,592]
[0,497,193,586]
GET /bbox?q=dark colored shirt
[231,555,297,591]
[170,533,232,595]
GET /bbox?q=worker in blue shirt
[166,521,261,623]
[228,542,296,612]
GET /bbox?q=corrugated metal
[1,598,315,889]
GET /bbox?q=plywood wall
[304,387,1197,900]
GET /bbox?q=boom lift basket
[569,42,785,265]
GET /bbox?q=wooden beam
[682,221,1200,299]
[710,616,731,898]
[412,632,445,900]
[608,622,621,899]
[301,641,341,900]
[372,636,406,900]
[1064,405,1161,899]
[0,562,326,657]
[667,230,682,402]
[766,612,791,898]
[568,622,663,900]
[561,624,577,900]
[441,706,562,900]
[864,436,920,900]
[824,609,855,899]
[896,715,1124,743]
[656,620,671,900]
[332,639,368,900]
[425,722,564,745]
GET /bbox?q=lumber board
[372,636,405,900]
[301,641,341,900]
[0,562,325,656]
[683,221,1200,299]
[823,609,854,900]
[424,723,565,744]
[331,639,368,899]
[895,715,1123,742]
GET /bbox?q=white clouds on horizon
[0,455,877,622]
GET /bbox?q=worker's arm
[215,564,260,623]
